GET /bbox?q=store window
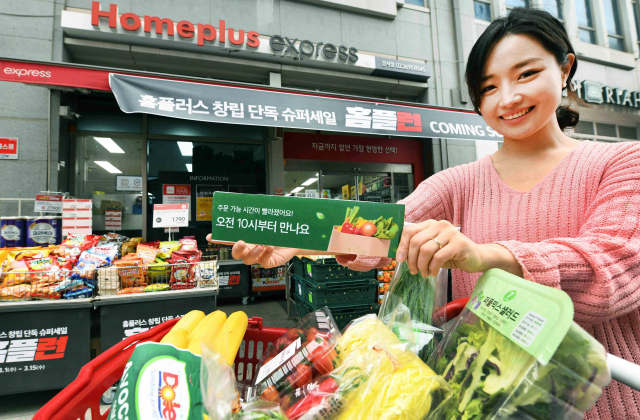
[572,120,639,141]
[474,0,492,22]
[603,0,625,51]
[73,135,143,237]
[633,0,640,47]
[542,0,563,19]
[146,140,266,243]
[404,0,427,6]
[575,0,596,44]
[506,0,530,11]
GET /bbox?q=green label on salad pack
[210,192,405,258]
[467,269,574,365]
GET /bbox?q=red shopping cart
[33,317,287,420]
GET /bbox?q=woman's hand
[206,235,299,267]
[396,220,486,277]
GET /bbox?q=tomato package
[251,307,341,403]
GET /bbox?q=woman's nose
[499,87,522,108]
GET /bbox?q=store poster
[163,184,191,221]
[210,192,405,258]
[98,295,217,351]
[0,138,18,160]
[0,307,90,394]
[251,265,287,292]
[196,185,223,222]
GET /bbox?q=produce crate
[293,257,376,284]
[294,295,380,330]
[293,274,377,308]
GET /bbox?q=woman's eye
[519,70,539,79]
[481,85,495,93]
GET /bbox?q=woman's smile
[500,106,535,123]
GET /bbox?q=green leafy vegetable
[429,319,609,419]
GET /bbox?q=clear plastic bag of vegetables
[378,259,449,362]
[251,307,341,404]
[427,269,611,420]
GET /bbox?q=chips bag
[89,243,120,260]
[137,245,160,265]
[114,259,146,288]
[179,238,198,251]
[157,241,182,260]
[169,250,201,289]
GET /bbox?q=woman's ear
[562,53,576,87]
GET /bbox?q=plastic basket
[293,257,376,283]
[294,294,380,330]
[293,274,377,308]
[34,317,287,420]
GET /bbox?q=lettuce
[430,319,608,420]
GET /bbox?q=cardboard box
[210,192,404,258]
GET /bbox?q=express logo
[3,68,51,78]
[158,371,181,420]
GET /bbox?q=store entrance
[284,161,414,203]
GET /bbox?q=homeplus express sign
[110,73,502,141]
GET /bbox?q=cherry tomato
[294,364,313,388]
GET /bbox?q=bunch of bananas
[160,309,248,365]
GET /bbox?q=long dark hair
[466,8,580,130]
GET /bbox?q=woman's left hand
[395,220,486,277]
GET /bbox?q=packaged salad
[427,269,611,420]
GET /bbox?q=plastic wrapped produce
[428,269,611,420]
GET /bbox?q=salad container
[427,269,611,420]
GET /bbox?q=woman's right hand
[231,241,300,268]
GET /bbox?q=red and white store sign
[34,195,63,213]
[283,132,425,186]
[153,203,189,228]
[0,138,18,160]
[105,210,122,231]
[62,199,93,237]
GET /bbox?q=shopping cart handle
[608,353,640,391]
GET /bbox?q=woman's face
[478,34,573,140]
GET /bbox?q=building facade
[0,0,638,239]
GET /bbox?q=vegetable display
[337,207,399,240]
[429,317,611,420]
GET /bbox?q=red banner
[283,132,425,185]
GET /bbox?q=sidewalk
[0,296,296,420]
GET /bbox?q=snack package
[179,237,198,251]
[121,241,137,258]
[157,241,182,260]
[136,244,159,265]
[88,243,120,260]
[144,283,170,292]
[26,257,64,285]
[147,260,171,284]
[251,308,341,403]
[0,285,31,301]
[63,285,93,299]
[169,250,201,288]
[31,284,61,300]
[427,269,611,420]
[378,261,448,362]
[130,237,143,246]
[71,251,112,286]
[1,266,31,287]
[117,286,145,295]
[196,262,218,288]
[59,234,101,258]
[114,259,146,288]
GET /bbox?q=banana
[172,310,205,334]
[209,311,249,366]
[188,310,227,344]
[187,336,204,355]
[160,327,188,349]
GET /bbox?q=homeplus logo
[3,68,51,78]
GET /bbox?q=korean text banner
[110,73,503,141]
[210,192,405,258]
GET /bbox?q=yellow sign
[196,196,213,221]
[350,185,356,199]
[342,185,350,200]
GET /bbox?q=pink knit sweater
[337,140,640,419]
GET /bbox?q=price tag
[153,204,189,228]
[34,195,63,213]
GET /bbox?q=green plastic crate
[293,257,376,284]
[293,274,377,309]
[294,295,380,331]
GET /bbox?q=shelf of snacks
[0,233,219,304]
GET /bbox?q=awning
[0,58,502,141]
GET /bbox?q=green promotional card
[210,192,405,258]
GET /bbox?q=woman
[210,8,640,418]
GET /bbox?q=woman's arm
[493,143,640,323]
[336,178,451,271]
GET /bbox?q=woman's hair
[465,8,580,130]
